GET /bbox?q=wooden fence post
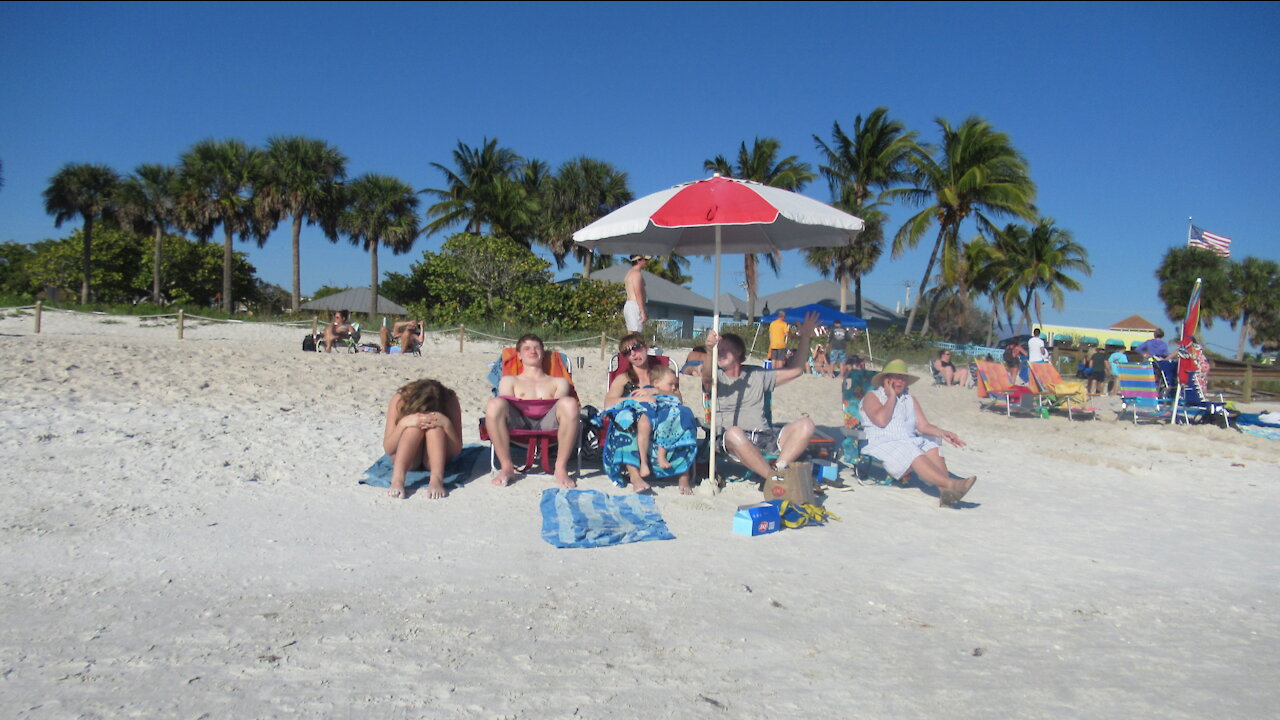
[1244,363,1253,404]
[600,331,606,360]
[34,301,42,334]
[459,324,465,353]
[178,309,185,340]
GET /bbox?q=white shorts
[623,300,643,332]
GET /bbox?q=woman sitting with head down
[382,378,463,500]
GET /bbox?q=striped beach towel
[539,488,676,548]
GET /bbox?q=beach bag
[302,334,317,352]
[762,462,817,506]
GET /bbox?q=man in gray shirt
[702,311,819,481]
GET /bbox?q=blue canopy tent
[778,303,868,328]
[752,302,875,363]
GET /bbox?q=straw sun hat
[872,359,920,388]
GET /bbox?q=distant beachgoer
[322,310,355,352]
[860,359,976,508]
[381,378,463,499]
[811,342,831,377]
[1004,340,1027,384]
[1107,347,1129,395]
[380,320,422,354]
[1089,347,1111,395]
[1028,328,1049,363]
[931,349,970,386]
[768,311,790,364]
[829,321,849,378]
[623,255,649,333]
[681,346,708,375]
[1139,329,1170,360]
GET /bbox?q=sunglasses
[621,343,646,354]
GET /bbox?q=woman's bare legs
[636,413,653,478]
[908,447,975,506]
[390,427,425,498]
[422,424,450,499]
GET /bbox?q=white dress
[860,387,939,478]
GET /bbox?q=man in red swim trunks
[483,333,581,489]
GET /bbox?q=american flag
[1188,224,1231,258]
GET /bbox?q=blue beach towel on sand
[539,488,676,548]
[359,444,486,489]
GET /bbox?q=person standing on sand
[484,334,581,489]
[623,255,649,333]
[768,311,791,365]
[382,378,463,500]
[1028,328,1049,363]
[860,359,976,508]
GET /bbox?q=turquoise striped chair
[1113,362,1172,424]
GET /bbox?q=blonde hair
[648,364,676,386]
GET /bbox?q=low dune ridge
[1,310,1277,718]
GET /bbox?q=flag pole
[1187,216,1193,245]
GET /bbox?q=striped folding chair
[1113,362,1172,424]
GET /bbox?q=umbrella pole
[707,227,722,494]
[866,329,873,365]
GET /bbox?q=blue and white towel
[359,444,486,489]
[539,488,676,548]
[600,395,698,488]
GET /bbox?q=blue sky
[2,1,1277,354]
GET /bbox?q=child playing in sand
[602,364,698,495]
[382,378,463,499]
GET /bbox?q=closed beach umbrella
[574,175,864,490]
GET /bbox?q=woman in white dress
[860,359,977,507]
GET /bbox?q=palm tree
[808,108,916,316]
[422,138,526,239]
[991,219,1090,330]
[1228,257,1280,360]
[885,117,1038,334]
[117,164,179,304]
[339,174,420,318]
[543,156,633,277]
[703,137,815,321]
[43,163,120,304]
[258,137,348,313]
[1155,246,1233,332]
[177,139,265,312]
[804,201,885,317]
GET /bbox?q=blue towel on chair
[539,488,675,548]
[359,444,485,489]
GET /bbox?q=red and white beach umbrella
[574,175,864,489]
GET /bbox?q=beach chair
[1028,362,1098,420]
[1152,359,1233,427]
[973,360,1049,417]
[1113,362,1173,424]
[478,346,582,474]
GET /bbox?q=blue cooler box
[733,501,782,536]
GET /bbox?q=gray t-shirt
[715,366,777,431]
[830,326,848,353]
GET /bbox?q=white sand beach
[1,310,1278,719]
